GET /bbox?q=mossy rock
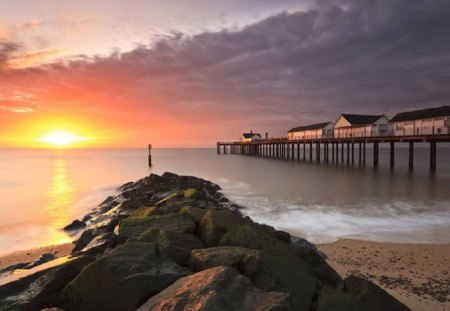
[184,188,200,199]
[0,256,94,311]
[316,285,362,311]
[118,213,196,244]
[219,224,289,250]
[129,206,156,218]
[189,246,258,272]
[179,206,207,223]
[61,242,191,311]
[133,229,204,265]
[242,247,322,311]
[136,266,293,311]
[198,210,251,246]
[295,245,343,288]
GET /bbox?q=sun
[38,130,89,147]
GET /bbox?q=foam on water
[220,179,450,244]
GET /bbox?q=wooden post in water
[316,142,321,162]
[309,142,313,161]
[409,142,414,170]
[346,142,350,164]
[341,142,344,162]
[332,142,335,162]
[351,142,354,164]
[148,144,152,167]
[363,142,366,165]
[430,141,436,172]
[358,142,362,166]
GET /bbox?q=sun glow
[38,130,89,147]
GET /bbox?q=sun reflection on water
[43,159,74,246]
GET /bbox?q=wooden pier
[217,135,450,172]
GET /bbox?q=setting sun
[38,130,89,147]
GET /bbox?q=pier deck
[217,134,450,172]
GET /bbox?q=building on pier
[333,114,389,138]
[287,122,333,140]
[390,106,450,136]
[240,131,262,143]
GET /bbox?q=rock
[273,230,291,243]
[129,206,156,218]
[343,276,411,311]
[24,253,56,269]
[198,210,251,246]
[118,213,196,244]
[75,232,117,256]
[154,191,184,207]
[189,246,258,272]
[292,237,327,259]
[133,229,204,265]
[179,205,207,223]
[0,262,29,274]
[183,188,200,199]
[0,256,94,311]
[316,277,412,311]
[316,285,362,311]
[136,266,293,311]
[242,247,322,311]
[219,224,289,250]
[63,220,86,231]
[61,242,191,311]
[294,243,343,288]
[72,217,119,252]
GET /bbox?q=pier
[216,134,450,172]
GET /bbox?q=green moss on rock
[198,210,251,246]
[183,188,199,199]
[219,224,289,250]
[118,213,196,244]
[189,246,258,272]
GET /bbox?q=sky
[1,0,449,147]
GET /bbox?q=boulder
[294,244,342,288]
[24,253,56,269]
[183,188,200,199]
[242,247,322,311]
[129,206,156,218]
[136,266,293,311]
[316,277,412,311]
[61,242,191,311]
[219,224,289,250]
[75,232,117,257]
[343,276,411,311]
[63,220,86,231]
[179,205,207,223]
[0,256,94,311]
[273,230,291,243]
[189,246,258,272]
[133,229,204,265]
[118,213,196,244]
[198,210,251,246]
[72,217,119,252]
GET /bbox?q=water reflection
[43,159,74,245]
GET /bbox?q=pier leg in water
[363,141,366,165]
[309,142,313,161]
[374,142,379,167]
[358,142,362,166]
[351,142,354,164]
[332,142,335,162]
[303,142,306,160]
[409,142,414,170]
[341,142,344,162]
[390,141,395,169]
[430,141,437,172]
[316,142,320,162]
[297,143,300,160]
[347,142,350,164]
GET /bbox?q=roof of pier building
[288,122,331,133]
[242,133,261,139]
[390,106,450,122]
[340,114,385,125]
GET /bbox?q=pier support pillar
[347,142,350,164]
[351,143,354,164]
[373,142,379,167]
[303,142,306,160]
[363,142,366,165]
[358,142,362,166]
[332,143,335,162]
[430,141,436,172]
[390,142,395,169]
[341,142,344,162]
[309,142,313,161]
[316,142,321,162]
[409,142,414,170]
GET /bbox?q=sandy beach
[0,243,73,271]
[318,239,450,311]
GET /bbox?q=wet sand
[318,239,450,311]
[0,243,73,271]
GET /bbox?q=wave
[219,179,450,244]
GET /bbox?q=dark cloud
[2,0,450,142]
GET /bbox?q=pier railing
[217,133,450,172]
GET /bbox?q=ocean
[0,147,449,253]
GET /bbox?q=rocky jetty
[0,172,411,311]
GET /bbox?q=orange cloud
[7,49,70,69]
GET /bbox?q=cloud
[0,105,34,113]
[1,0,450,145]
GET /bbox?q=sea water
[0,146,449,253]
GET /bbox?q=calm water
[0,147,449,253]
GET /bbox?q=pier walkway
[217,134,450,172]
